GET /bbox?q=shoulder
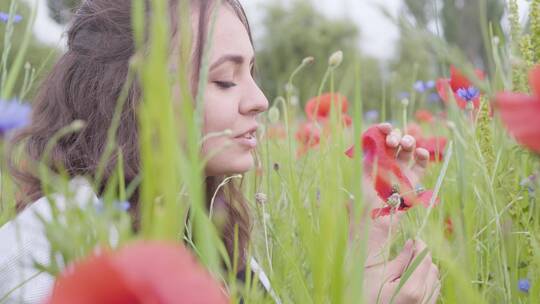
[0,177,99,302]
[0,196,54,302]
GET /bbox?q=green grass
[1,0,539,303]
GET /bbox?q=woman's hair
[10,0,253,267]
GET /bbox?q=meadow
[0,0,539,303]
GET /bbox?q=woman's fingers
[409,239,432,279]
[398,240,439,304]
[397,135,416,163]
[376,122,393,135]
[363,239,441,304]
[410,148,430,184]
[386,129,402,148]
[423,265,441,304]
[414,148,430,170]
[385,239,415,280]
[378,123,432,187]
[378,123,418,165]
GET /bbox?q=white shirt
[0,177,99,303]
[0,178,280,303]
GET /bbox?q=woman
[1,0,439,302]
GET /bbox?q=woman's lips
[234,132,257,148]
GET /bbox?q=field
[0,0,539,303]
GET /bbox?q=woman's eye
[213,81,237,89]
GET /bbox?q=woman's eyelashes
[213,80,237,90]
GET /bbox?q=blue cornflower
[414,81,427,93]
[0,12,23,24]
[456,87,480,102]
[518,278,530,293]
[96,199,131,213]
[413,80,436,93]
[427,92,441,104]
[425,80,435,90]
[365,110,379,123]
[0,99,31,136]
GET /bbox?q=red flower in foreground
[436,65,485,109]
[496,65,540,153]
[47,241,229,304]
[416,136,447,162]
[345,126,439,218]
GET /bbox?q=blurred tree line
[43,0,386,111]
[254,1,384,111]
[1,0,517,114]
[392,0,505,86]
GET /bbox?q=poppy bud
[401,98,410,106]
[302,56,315,66]
[268,107,280,124]
[328,50,343,68]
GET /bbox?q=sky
[23,0,531,61]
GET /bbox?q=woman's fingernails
[387,135,399,147]
[417,148,429,159]
[402,135,414,147]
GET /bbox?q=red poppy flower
[296,121,320,147]
[436,65,485,109]
[496,65,540,153]
[305,93,349,121]
[415,109,434,123]
[47,241,229,304]
[416,136,447,162]
[345,126,439,218]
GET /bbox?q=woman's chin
[205,152,254,176]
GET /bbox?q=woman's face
[201,5,268,176]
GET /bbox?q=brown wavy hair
[10,0,253,268]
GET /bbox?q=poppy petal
[48,255,138,304]
[48,242,229,304]
[416,137,447,162]
[346,125,440,218]
[496,92,540,153]
[114,242,229,304]
[305,93,348,120]
[449,66,485,91]
[449,65,472,91]
[436,79,451,103]
[349,126,414,205]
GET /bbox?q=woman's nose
[240,80,269,115]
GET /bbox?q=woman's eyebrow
[210,54,255,71]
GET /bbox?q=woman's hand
[364,239,441,304]
[363,123,430,266]
[377,122,430,187]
